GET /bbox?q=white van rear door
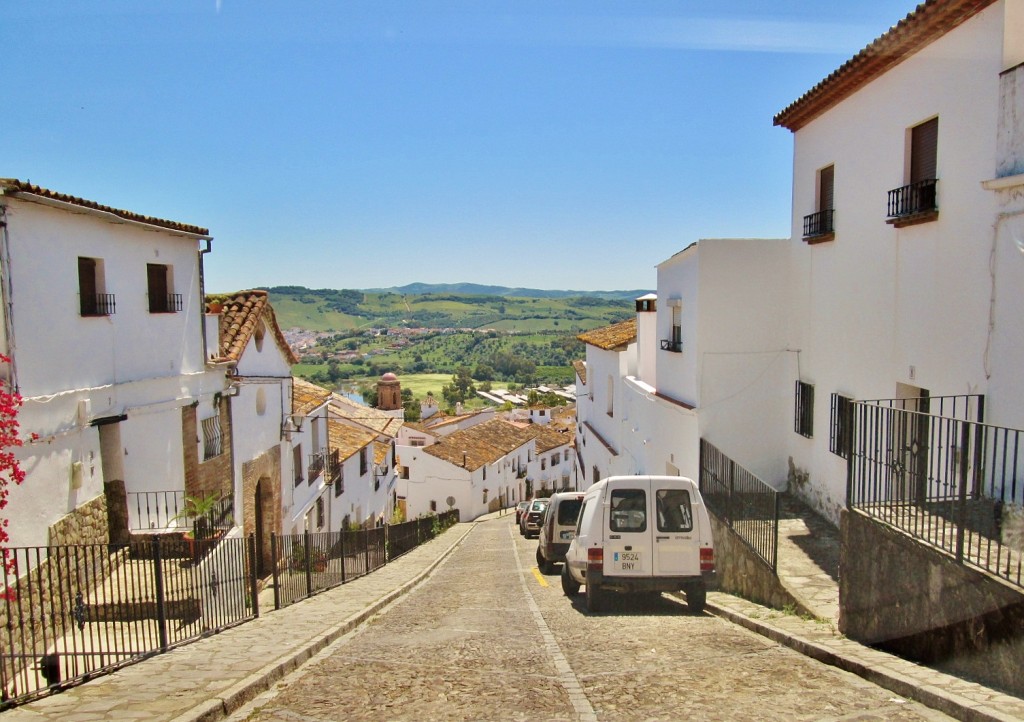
[652,482,701,576]
[603,479,654,578]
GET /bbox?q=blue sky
[6,1,919,293]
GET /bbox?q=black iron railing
[270,510,459,610]
[308,450,328,482]
[126,491,233,533]
[660,339,683,352]
[846,395,1024,590]
[699,439,779,572]
[887,178,938,218]
[80,293,116,317]
[802,208,834,238]
[0,535,257,709]
[149,294,183,314]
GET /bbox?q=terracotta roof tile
[572,360,587,385]
[423,419,536,471]
[0,178,210,237]
[374,440,390,466]
[328,419,376,462]
[292,377,332,416]
[530,424,574,454]
[210,290,299,365]
[775,0,997,131]
[329,395,404,437]
[576,318,637,351]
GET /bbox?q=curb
[705,600,1018,722]
[171,522,478,722]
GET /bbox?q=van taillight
[587,547,603,568]
[700,547,714,572]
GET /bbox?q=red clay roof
[774,0,998,131]
[576,319,637,351]
[209,290,299,365]
[0,178,211,237]
[424,419,536,471]
[292,377,333,416]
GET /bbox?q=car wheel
[536,548,555,575]
[585,581,607,613]
[686,582,706,614]
[561,564,580,597]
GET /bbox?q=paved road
[229,517,953,722]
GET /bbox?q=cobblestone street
[230,517,954,722]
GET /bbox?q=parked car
[520,498,550,538]
[536,491,585,574]
[561,475,715,614]
[514,500,530,526]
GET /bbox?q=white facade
[590,1,1024,524]
[0,182,224,549]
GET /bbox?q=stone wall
[708,512,804,613]
[242,446,282,574]
[840,508,1024,696]
[48,493,109,547]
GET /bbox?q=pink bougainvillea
[0,353,30,599]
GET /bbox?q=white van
[561,475,715,613]
[535,491,585,574]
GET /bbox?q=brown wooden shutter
[819,165,834,211]
[78,257,97,314]
[911,118,938,182]
[147,264,168,312]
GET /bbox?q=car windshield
[532,500,549,511]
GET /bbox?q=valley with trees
[268,284,637,415]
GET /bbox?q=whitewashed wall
[785,4,1004,519]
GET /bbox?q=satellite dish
[446,496,456,508]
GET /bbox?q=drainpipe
[0,202,17,392]
[198,237,213,363]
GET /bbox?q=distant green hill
[263,285,635,333]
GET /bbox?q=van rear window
[656,488,693,532]
[557,499,582,525]
[610,489,646,532]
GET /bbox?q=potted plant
[172,492,224,559]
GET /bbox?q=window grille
[829,393,853,458]
[794,381,814,438]
[202,416,223,460]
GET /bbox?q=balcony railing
[660,339,683,353]
[802,208,834,238]
[80,293,116,317]
[328,449,343,490]
[126,490,234,533]
[887,178,937,219]
[308,449,329,482]
[847,394,1024,590]
[149,293,183,314]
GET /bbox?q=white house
[0,179,227,551]
[525,423,576,494]
[284,377,333,535]
[397,418,534,520]
[580,0,1024,526]
[206,289,298,573]
[326,419,377,529]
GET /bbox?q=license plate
[560,530,574,540]
[614,551,641,571]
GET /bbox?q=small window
[557,498,583,525]
[541,458,547,471]
[359,447,368,476]
[315,497,325,529]
[293,444,303,487]
[888,117,938,221]
[147,264,181,313]
[79,257,114,316]
[201,416,223,460]
[334,463,344,497]
[804,165,835,240]
[795,381,814,438]
[830,393,854,459]
[430,500,437,512]
[551,453,559,465]
[656,488,693,533]
[410,438,425,448]
[610,489,646,533]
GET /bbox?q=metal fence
[270,510,460,610]
[1,534,257,708]
[1,508,462,709]
[847,397,1023,589]
[699,439,780,572]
